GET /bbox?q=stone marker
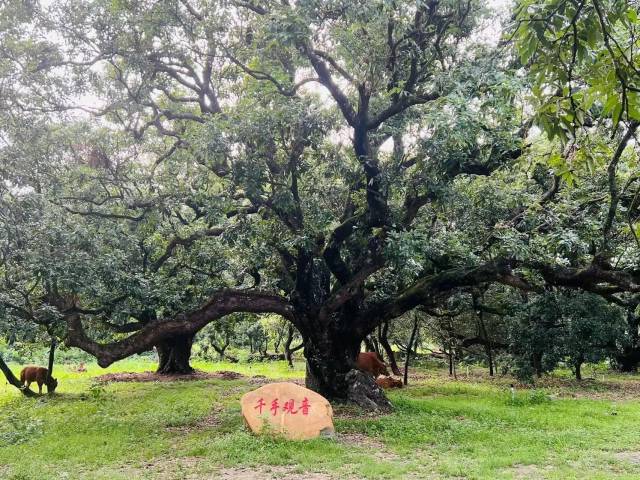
[241,382,335,440]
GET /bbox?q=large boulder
[241,382,335,440]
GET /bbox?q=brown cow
[356,352,390,377]
[19,366,58,394]
[376,376,403,389]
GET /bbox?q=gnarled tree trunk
[156,333,195,374]
[302,323,391,411]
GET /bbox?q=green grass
[1,359,640,479]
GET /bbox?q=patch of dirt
[112,456,205,479]
[504,464,545,480]
[111,460,339,480]
[614,451,640,464]
[248,375,269,386]
[337,433,400,461]
[218,466,334,480]
[95,370,245,383]
[247,376,305,387]
[166,405,224,434]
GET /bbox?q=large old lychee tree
[2,0,640,408]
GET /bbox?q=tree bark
[156,333,195,374]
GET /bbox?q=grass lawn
[1,358,640,479]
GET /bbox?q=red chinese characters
[283,399,298,414]
[270,398,280,416]
[254,397,311,416]
[300,397,310,416]
[254,397,266,414]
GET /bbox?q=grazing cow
[356,352,390,377]
[376,376,403,389]
[19,366,58,394]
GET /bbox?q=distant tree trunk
[258,339,268,359]
[363,335,377,353]
[574,356,584,381]
[285,344,302,367]
[283,325,303,367]
[211,341,238,362]
[0,354,37,397]
[532,351,543,378]
[378,320,401,375]
[404,315,419,386]
[156,333,195,374]
[474,293,494,376]
[46,337,56,392]
[615,350,640,372]
[486,346,494,377]
[615,312,640,372]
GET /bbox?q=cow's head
[46,376,58,393]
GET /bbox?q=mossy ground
[1,358,639,479]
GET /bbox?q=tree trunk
[486,345,494,377]
[615,312,640,372]
[303,325,391,411]
[532,351,543,378]
[46,338,56,389]
[284,324,296,367]
[378,320,401,375]
[211,342,238,363]
[156,333,195,374]
[363,336,377,354]
[404,316,419,386]
[615,349,640,372]
[0,353,37,397]
[575,361,582,381]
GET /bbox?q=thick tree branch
[65,290,294,368]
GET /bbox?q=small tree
[558,293,625,380]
